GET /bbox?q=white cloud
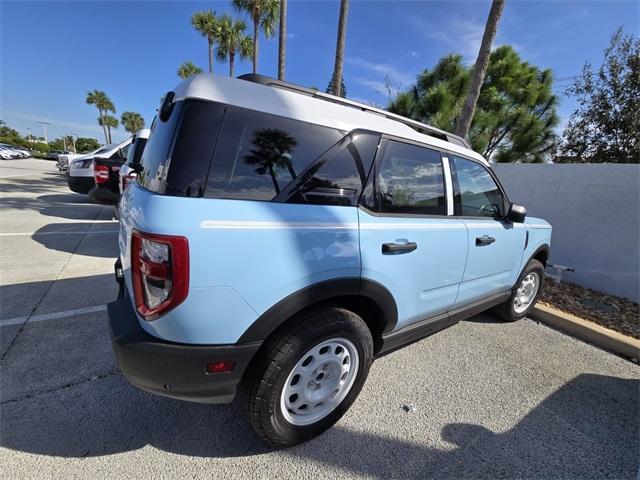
[409,51,421,58]
[347,57,414,97]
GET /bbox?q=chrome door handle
[475,235,496,246]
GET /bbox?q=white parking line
[0,229,119,237]
[0,304,108,327]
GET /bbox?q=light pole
[26,128,32,142]
[69,133,78,153]
[37,121,51,143]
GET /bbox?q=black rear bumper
[89,185,120,205]
[108,296,261,404]
[68,176,94,194]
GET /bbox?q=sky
[1,0,638,144]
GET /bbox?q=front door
[450,155,526,306]
[358,139,468,330]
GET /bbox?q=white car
[68,138,131,194]
[118,128,150,195]
[0,145,24,159]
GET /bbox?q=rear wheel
[494,259,544,322]
[244,307,373,447]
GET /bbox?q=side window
[206,108,343,201]
[287,131,380,206]
[451,156,504,217]
[370,140,446,215]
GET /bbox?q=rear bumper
[108,295,261,404]
[89,185,120,205]
[68,176,94,194]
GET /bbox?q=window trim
[359,135,451,218]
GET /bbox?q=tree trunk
[99,108,108,144]
[107,125,112,144]
[331,0,349,97]
[268,164,279,194]
[252,19,259,74]
[230,52,235,77]
[278,0,287,80]
[455,0,506,138]
[208,40,214,73]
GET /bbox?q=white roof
[172,74,488,166]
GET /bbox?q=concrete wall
[494,164,639,302]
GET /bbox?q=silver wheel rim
[513,272,540,314]
[280,337,359,426]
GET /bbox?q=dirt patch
[539,281,639,339]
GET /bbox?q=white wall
[495,164,639,302]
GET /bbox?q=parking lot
[0,158,638,479]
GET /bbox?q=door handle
[475,235,496,246]
[382,242,418,254]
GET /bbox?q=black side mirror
[507,203,527,223]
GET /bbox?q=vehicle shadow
[0,371,637,478]
[29,223,119,258]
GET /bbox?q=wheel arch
[530,244,550,267]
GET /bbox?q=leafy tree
[559,28,639,163]
[216,14,253,77]
[456,0,506,138]
[192,10,220,73]
[99,115,118,143]
[278,0,287,80]
[121,111,145,135]
[0,120,27,147]
[232,0,279,74]
[86,90,116,143]
[244,128,297,194]
[326,76,347,98]
[75,137,100,152]
[177,60,204,79]
[389,46,559,163]
[330,0,349,97]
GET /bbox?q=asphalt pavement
[1,158,638,479]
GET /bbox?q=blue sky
[1,0,638,143]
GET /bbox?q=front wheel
[244,307,373,447]
[494,259,544,322]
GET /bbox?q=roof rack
[237,73,471,149]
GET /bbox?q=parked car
[0,144,30,158]
[108,74,552,447]
[57,145,114,173]
[89,129,150,205]
[67,139,131,194]
[46,150,69,161]
[0,146,22,159]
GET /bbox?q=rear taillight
[94,163,109,184]
[131,230,189,320]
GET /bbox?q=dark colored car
[46,150,69,160]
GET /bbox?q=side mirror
[507,203,527,223]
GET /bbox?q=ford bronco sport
[108,73,552,447]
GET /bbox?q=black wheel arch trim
[528,244,550,267]
[237,277,398,344]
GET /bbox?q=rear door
[450,155,526,305]
[358,139,468,330]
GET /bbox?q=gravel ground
[540,281,640,339]
[1,159,639,479]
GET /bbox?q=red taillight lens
[205,361,236,374]
[94,163,109,184]
[131,230,189,321]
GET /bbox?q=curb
[531,304,640,361]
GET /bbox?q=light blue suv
[108,73,552,446]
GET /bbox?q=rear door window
[205,107,343,201]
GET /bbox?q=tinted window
[206,107,343,201]
[287,131,380,206]
[126,137,147,168]
[371,140,445,215]
[451,156,504,217]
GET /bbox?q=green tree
[244,128,297,194]
[177,60,204,79]
[75,137,100,152]
[326,76,347,98]
[456,0,506,138]
[99,115,118,143]
[216,14,254,77]
[232,0,279,74]
[121,111,145,135]
[559,28,639,163]
[192,9,220,73]
[389,46,559,163]
[330,0,350,97]
[86,90,115,143]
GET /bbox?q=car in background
[46,150,69,161]
[67,139,130,194]
[118,128,150,196]
[0,145,23,159]
[57,144,113,173]
[0,144,30,158]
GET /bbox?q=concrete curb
[531,304,640,361]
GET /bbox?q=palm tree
[191,9,220,73]
[99,115,118,144]
[177,60,204,79]
[217,15,254,77]
[330,0,350,97]
[278,0,287,80]
[232,0,279,74]
[244,128,297,194]
[121,112,145,135]
[455,0,506,138]
[86,90,115,144]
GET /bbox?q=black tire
[494,259,545,322]
[244,307,374,447]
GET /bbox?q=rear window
[126,137,147,168]
[205,107,343,201]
